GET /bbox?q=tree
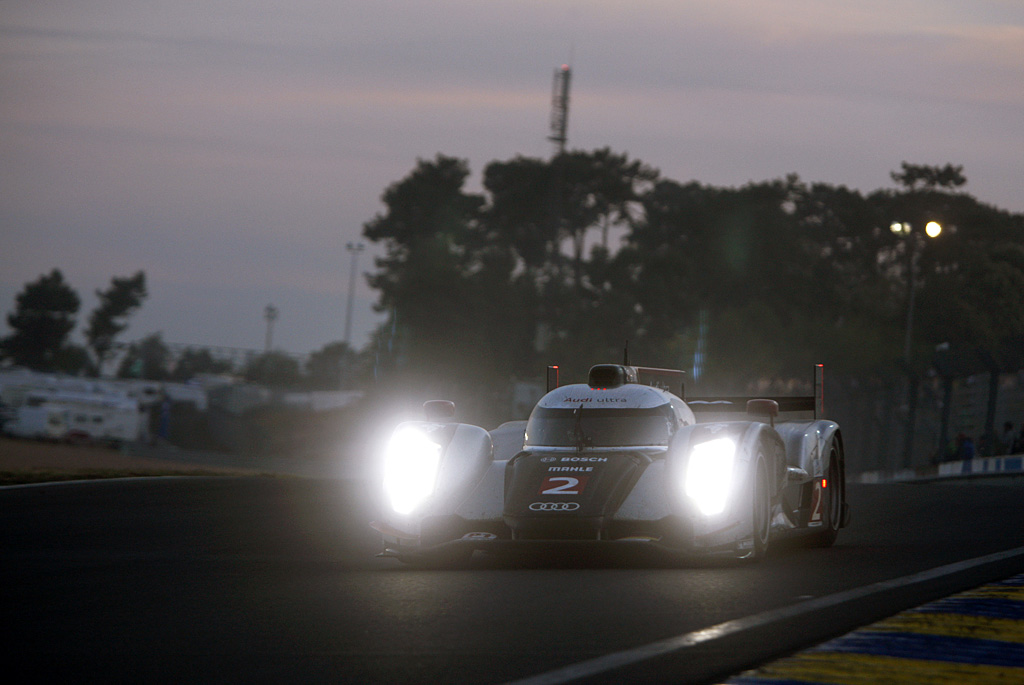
[52,345,94,376]
[477,149,659,379]
[305,341,354,390]
[912,198,1024,358]
[363,155,487,375]
[244,351,302,388]
[170,347,233,382]
[1,269,81,371]
[481,155,558,274]
[623,176,821,383]
[891,162,966,192]
[117,333,171,380]
[361,152,1024,413]
[85,271,147,375]
[554,148,658,288]
[921,245,1024,353]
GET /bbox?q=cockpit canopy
[524,383,681,449]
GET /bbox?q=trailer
[6,390,143,444]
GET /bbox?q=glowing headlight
[684,437,736,516]
[383,426,442,515]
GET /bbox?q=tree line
[5,152,1021,416]
[362,151,1024,420]
[0,270,359,389]
[112,334,358,390]
[1,270,147,376]
[0,268,242,381]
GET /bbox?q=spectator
[978,432,994,457]
[1000,421,1015,455]
[956,433,975,461]
[158,392,171,442]
[944,436,960,462]
[958,433,976,475]
[1014,423,1024,455]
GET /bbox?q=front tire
[741,455,771,561]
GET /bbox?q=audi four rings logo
[461,532,497,540]
[529,502,580,511]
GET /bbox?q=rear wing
[636,366,686,397]
[547,364,686,396]
[686,364,825,420]
[542,362,822,419]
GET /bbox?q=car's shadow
[376,533,819,571]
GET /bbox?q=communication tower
[548,64,571,155]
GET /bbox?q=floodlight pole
[903,233,920,364]
[263,304,278,353]
[341,242,364,389]
[890,221,941,471]
[344,242,365,349]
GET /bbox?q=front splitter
[377,536,746,566]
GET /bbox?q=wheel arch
[824,426,850,529]
[741,422,787,501]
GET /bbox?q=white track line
[506,544,1024,685]
[0,475,203,490]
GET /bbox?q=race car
[371,362,849,563]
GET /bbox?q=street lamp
[890,221,941,361]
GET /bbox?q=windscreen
[525,405,676,448]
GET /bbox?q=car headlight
[383,426,442,515]
[684,437,736,516]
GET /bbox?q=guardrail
[937,454,1024,477]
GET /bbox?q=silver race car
[372,362,849,563]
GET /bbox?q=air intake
[588,364,637,389]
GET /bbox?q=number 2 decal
[809,481,823,523]
[539,476,589,495]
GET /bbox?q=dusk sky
[3,1,1023,357]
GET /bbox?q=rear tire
[809,445,843,547]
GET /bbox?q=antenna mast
[548,64,571,155]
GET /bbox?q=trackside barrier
[855,453,1024,483]
[938,454,1024,477]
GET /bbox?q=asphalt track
[3,476,1024,684]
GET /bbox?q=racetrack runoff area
[726,572,1024,684]
[732,469,1024,684]
[727,472,1024,685]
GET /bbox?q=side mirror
[746,399,779,427]
[423,400,456,422]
